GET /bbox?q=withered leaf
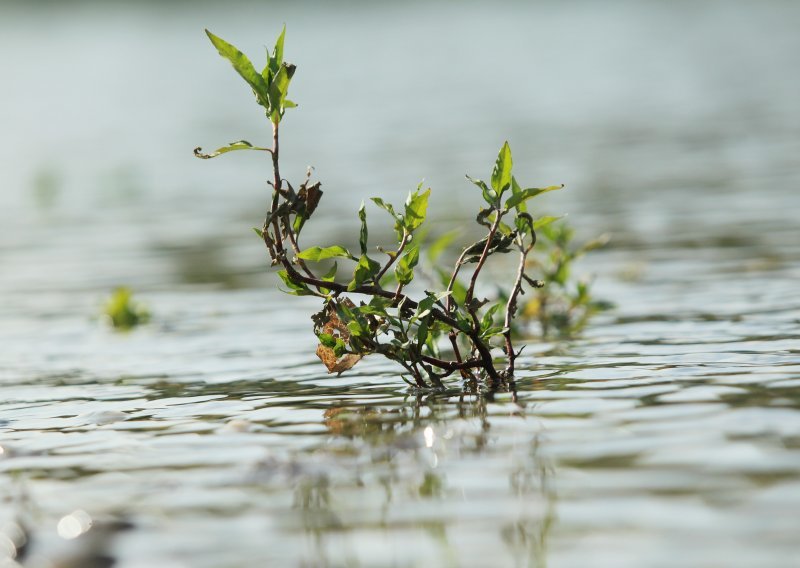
[298,181,323,217]
[313,299,362,374]
[315,344,362,374]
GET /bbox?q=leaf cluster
[523,221,612,337]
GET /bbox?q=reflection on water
[1,0,800,566]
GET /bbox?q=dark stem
[503,244,531,376]
[464,213,503,309]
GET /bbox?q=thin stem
[444,247,469,314]
[284,222,316,279]
[503,244,531,376]
[375,231,409,282]
[464,213,502,309]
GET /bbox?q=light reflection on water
[1,1,799,567]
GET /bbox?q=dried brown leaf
[313,299,362,374]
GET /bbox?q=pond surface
[1,1,800,567]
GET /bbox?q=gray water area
[2,1,800,567]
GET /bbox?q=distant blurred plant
[524,221,611,337]
[102,287,149,330]
[195,27,590,389]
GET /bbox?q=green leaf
[268,63,292,122]
[437,267,468,307]
[297,245,354,262]
[466,175,498,206]
[533,215,564,230]
[358,202,368,256]
[480,302,503,333]
[370,197,398,219]
[318,332,337,348]
[416,317,430,347]
[193,140,271,159]
[371,197,404,241]
[272,25,286,74]
[416,293,438,319]
[427,229,459,263]
[252,227,264,238]
[395,245,419,285]
[480,325,508,339]
[322,262,338,282]
[318,332,348,357]
[403,185,430,232]
[277,269,313,296]
[504,184,564,210]
[205,30,270,108]
[491,141,513,194]
[347,255,381,291]
[510,177,526,212]
[319,262,338,294]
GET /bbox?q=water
[1,1,799,566]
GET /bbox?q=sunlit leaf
[193,140,271,159]
[395,245,419,285]
[491,141,513,194]
[348,255,381,291]
[466,175,497,206]
[271,25,286,75]
[319,262,338,294]
[403,185,430,232]
[371,197,404,241]
[297,245,354,262]
[504,184,564,210]
[268,63,291,122]
[205,30,270,108]
[533,215,564,230]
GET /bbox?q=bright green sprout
[103,287,150,330]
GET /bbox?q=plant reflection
[283,389,557,567]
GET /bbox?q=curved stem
[464,213,502,309]
[376,230,409,282]
[503,244,531,376]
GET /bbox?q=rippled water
[2,1,800,567]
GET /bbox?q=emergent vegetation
[103,287,150,330]
[195,27,582,388]
[525,221,612,338]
